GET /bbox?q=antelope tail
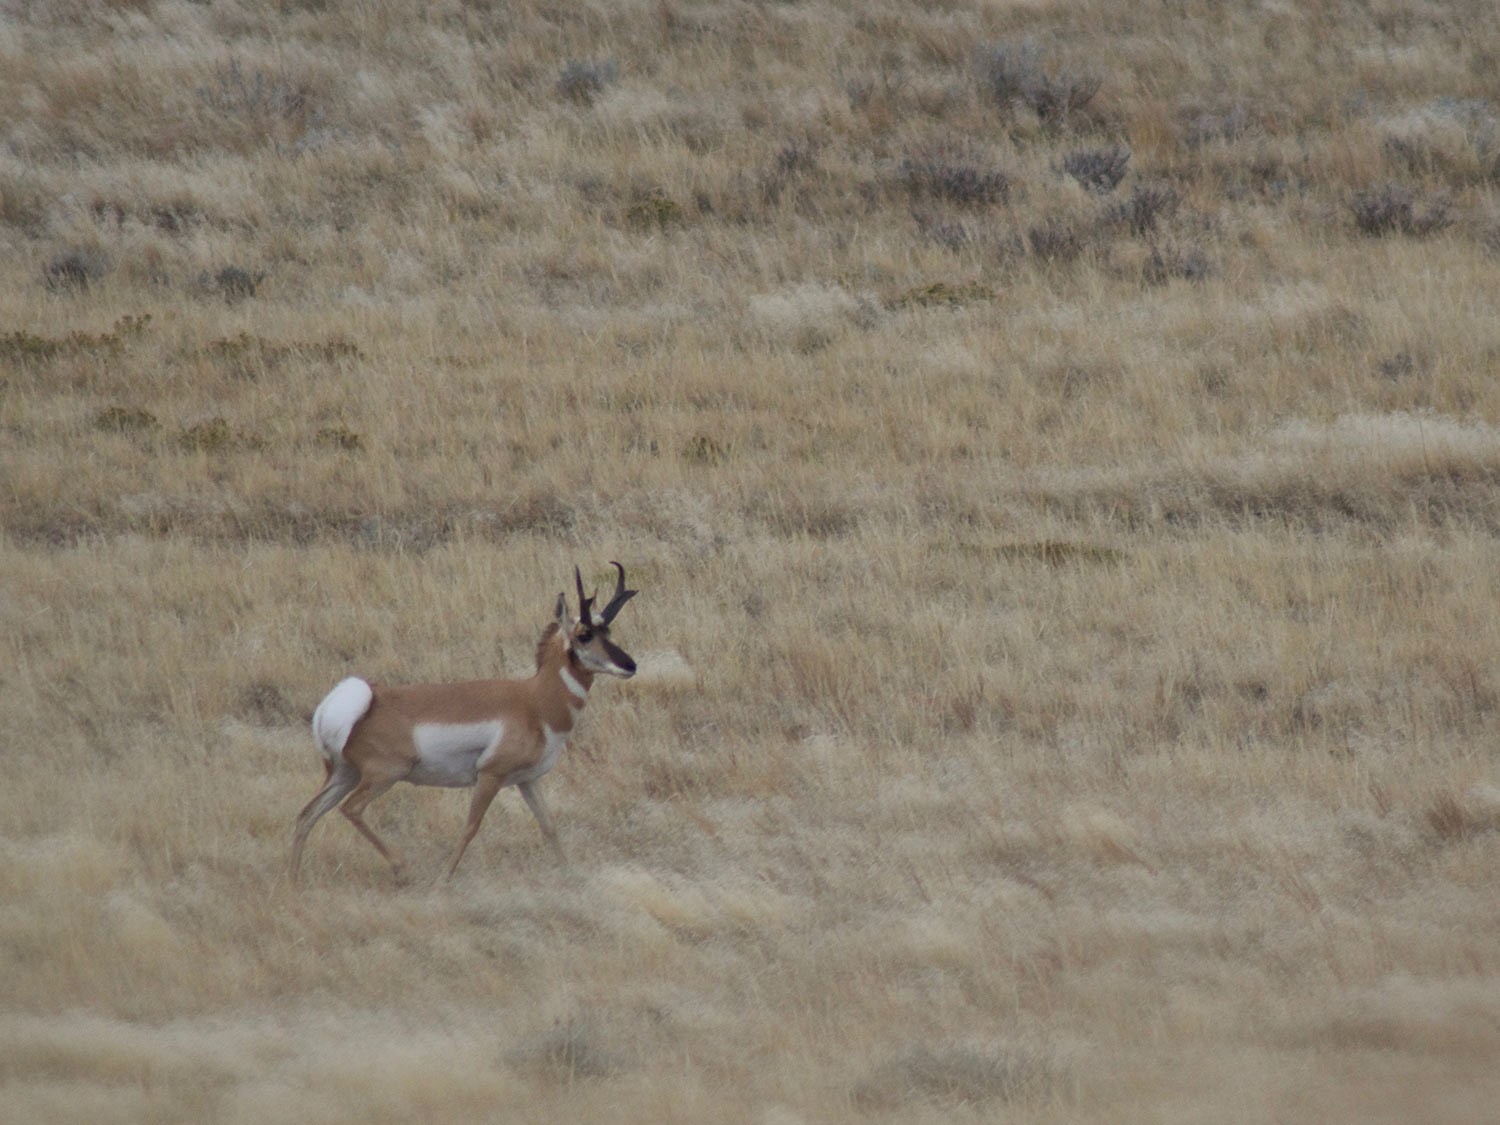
[311,677,374,761]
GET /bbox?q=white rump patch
[312,677,373,760]
[409,721,504,788]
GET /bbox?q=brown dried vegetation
[4,2,1500,1122]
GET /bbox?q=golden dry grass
[5,1,1500,1121]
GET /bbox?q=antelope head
[556,561,638,678]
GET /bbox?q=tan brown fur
[534,621,562,671]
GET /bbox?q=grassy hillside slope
[4,1,1500,1120]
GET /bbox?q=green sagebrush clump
[176,416,233,452]
[191,333,362,382]
[314,425,362,451]
[625,189,683,229]
[681,433,729,465]
[0,315,151,365]
[890,281,997,309]
[92,405,160,434]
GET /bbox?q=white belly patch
[506,724,569,785]
[409,721,504,788]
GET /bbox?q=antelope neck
[559,658,592,701]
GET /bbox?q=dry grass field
[6,0,1500,1120]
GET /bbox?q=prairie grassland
[5,0,1500,1120]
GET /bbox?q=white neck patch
[559,664,589,701]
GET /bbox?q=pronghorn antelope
[290,562,638,882]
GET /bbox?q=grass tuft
[853,1045,1062,1109]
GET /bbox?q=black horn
[599,561,637,624]
[574,566,596,625]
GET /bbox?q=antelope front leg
[518,781,565,861]
[445,772,504,882]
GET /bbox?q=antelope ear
[554,592,568,627]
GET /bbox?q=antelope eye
[577,630,593,644]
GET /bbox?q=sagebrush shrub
[1106,184,1179,236]
[978,42,1102,126]
[556,59,618,106]
[1061,146,1131,193]
[1351,185,1453,237]
[900,146,1010,207]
